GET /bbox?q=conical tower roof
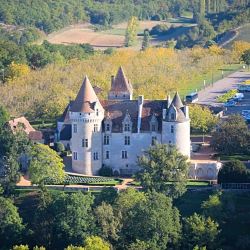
[111,66,132,93]
[71,76,99,113]
[171,92,184,109]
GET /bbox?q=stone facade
[57,67,191,176]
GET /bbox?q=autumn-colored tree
[125,16,139,47]
[231,41,250,62]
[6,62,30,82]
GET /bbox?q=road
[197,70,250,106]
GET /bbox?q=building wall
[162,120,191,158]
[70,107,104,176]
[102,132,161,175]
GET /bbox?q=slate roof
[110,66,133,93]
[71,76,99,113]
[101,100,167,132]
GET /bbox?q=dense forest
[0,44,246,120]
[0,0,249,33]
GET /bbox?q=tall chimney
[137,95,144,133]
[111,75,115,87]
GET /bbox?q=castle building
[57,67,190,176]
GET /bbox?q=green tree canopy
[28,144,65,188]
[217,160,250,184]
[211,115,250,155]
[0,197,25,248]
[189,104,218,133]
[242,49,250,68]
[121,191,181,249]
[136,144,189,198]
[182,213,220,250]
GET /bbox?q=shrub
[54,142,65,153]
[216,89,238,103]
[99,166,113,177]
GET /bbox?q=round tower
[70,76,104,175]
[162,92,190,158]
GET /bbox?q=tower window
[152,136,157,146]
[94,124,98,132]
[82,139,88,147]
[122,151,128,159]
[105,151,110,159]
[106,123,110,131]
[104,135,110,145]
[73,152,78,160]
[124,136,130,145]
[73,124,77,133]
[93,152,99,160]
[124,123,130,132]
[171,125,174,133]
[96,109,99,116]
[152,124,156,132]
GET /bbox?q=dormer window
[152,124,156,132]
[150,114,158,132]
[106,123,110,132]
[171,113,175,120]
[124,123,130,132]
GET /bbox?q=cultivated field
[46,18,195,50]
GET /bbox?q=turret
[69,76,104,175]
[108,66,133,100]
[162,92,190,158]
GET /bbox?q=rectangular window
[93,152,99,160]
[152,136,157,146]
[105,151,110,159]
[152,124,156,132]
[94,124,98,132]
[104,135,110,145]
[122,150,128,159]
[73,152,77,160]
[73,124,77,133]
[125,136,130,145]
[124,123,130,132]
[82,139,88,147]
[96,109,99,116]
[106,123,110,131]
[171,125,174,133]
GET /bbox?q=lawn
[30,119,56,129]
[179,63,242,97]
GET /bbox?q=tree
[125,16,139,47]
[182,213,220,250]
[65,246,85,250]
[141,29,150,51]
[28,144,65,189]
[0,197,25,248]
[122,192,181,249]
[49,192,96,249]
[217,160,250,184]
[189,104,218,134]
[84,236,110,250]
[127,240,149,250]
[211,115,250,155]
[95,202,121,242]
[0,105,10,128]
[201,192,223,220]
[242,49,250,69]
[136,144,189,198]
[6,62,30,82]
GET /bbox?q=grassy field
[46,18,195,50]
[179,63,242,97]
[225,24,250,49]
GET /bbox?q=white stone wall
[70,107,104,175]
[162,120,191,158]
[103,132,161,174]
[189,162,222,180]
